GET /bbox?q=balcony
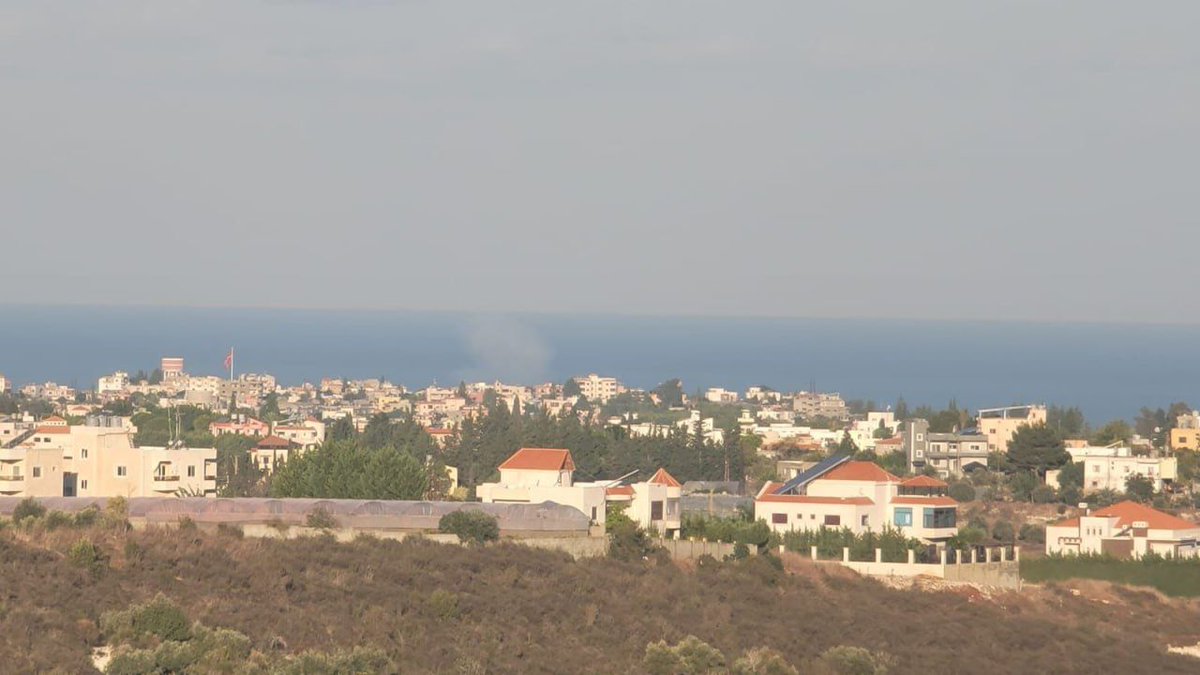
[0,475,25,482]
[153,474,181,482]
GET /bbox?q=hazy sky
[3,2,1197,322]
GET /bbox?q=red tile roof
[1050,518,1081,528]
[899,475,948,488]
[605,486,635,498]
[890,496,957,506]
[1057,501,1198,532]
[43,415,67,424]
[758,493,874,505]
[498,448,576,472]
[35,426,71,435]
[255,435,294,449]
[648,468,682,488]
[821,461,900,483]
[757,482,873,505]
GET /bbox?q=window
[861,515,869,527]
[81,480,88,490]
[771,513,788,524]
[823,515,841,526]
[923,508,956,529]
[893,508,912,527]
[187,465,196,477]
[32,467,41,478]
[81,449,88,458]
[116,466,127,477]
[650,501,664,521]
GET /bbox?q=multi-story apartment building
[756,457,958,543]
[160,357,185,380]
[0,374,10,394]
[977,405,1047,452]
[903,419,988,477]
[97,371,130,394]
[572,374,624,404]
[791,392,849,421]
[271,418,326,450]
[0,417,216,498]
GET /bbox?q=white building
[0,374,10,394]
[1081,452,1176,494]
[572,374,624,404]
[756,458,958,543]
[703,388,739,404]
[1046,501,1200,559]
[597,468,683,536]
[477,448,607,525]
[97,371,130,394]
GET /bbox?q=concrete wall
[781,546,1022,589]
[659,539,759,561]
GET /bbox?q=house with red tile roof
[594,467,683,536]
[755,456,958,543]
[478,448,606,526]
[1045,501,1200,559]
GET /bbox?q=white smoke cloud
[458,315,552,384]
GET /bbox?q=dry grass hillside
[1,524,1198,673]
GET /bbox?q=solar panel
[776,453,851,495]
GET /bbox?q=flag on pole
[224,348,234,371]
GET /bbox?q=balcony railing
[153,474,181,482]
[0,475,24,482]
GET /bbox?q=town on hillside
[1,357,1198,568]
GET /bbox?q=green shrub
[73,506,100,527]
[816,645,896,674]
[132,594,191,642]
[44,510,72,531]
[731,647,798,674]
[947,482,976,502]
[426,589,460,621]
[991,521,1016,542]
[607,518,661,562]
[216,523,243,539]
[67,538,106,576]
[12,497,45,521]
[1020,554,1200,597]
[177,516,197,531]
[1031,485,1057,504]
[306,507,338,530]
[644,636,726,675]
[438,510,500,545]
[1018,524,1045,544]
[275,646,396,674]
[105,647,158,675]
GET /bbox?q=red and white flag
[223,348,234,371]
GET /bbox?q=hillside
[1,525,1198,673]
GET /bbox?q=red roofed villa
[1046,500,1200,559]
[755,457,958,543]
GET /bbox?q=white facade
[703,388,739,404]
[1082,455,1176,493]
[477,448,606,525]
[572,374,624,404]
[756,461,958,542]
[1046,501,1200,559]
[97,371,130,394]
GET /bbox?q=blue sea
[0,305,1196,424]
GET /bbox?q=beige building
[0,417,216,498]
[756,459,959,543]
[1169,427,1200,451]
[271,418,326,450]
[598,468,683,536]
[791,392,849,421]
[478,448,607,525]
[977,405,1047,452]
[1046,501,1200,559]
[572,374,624,404]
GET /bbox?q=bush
[426,589,460,621]
[1018,524,1045,544]
[12,497,45,521]
[177,516,197,531]
[73,506,100,527]
[306,507,338,530]
[816,645,896,674]
[1021,554,1200,597]
[438,510,500,545]
[991,521,1016,542]
[68,538,106,576]
[947,482,976,502]
[128,594,191,642]
[44,510,72,531]
[732,647,798,674]
[1031,485,1057,504]
[216,523,244,539]
[608,518,662,562]
[644,636,726,675]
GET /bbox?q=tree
[947,482,976,502]
[1125,474,1155,503]
[1046,405,1086,437]
[270,441,428,500]
[258,392,281,421]
[562,378,582,398]
[651,379,685,408]
[836,432,858,455]
[893,397,909,420]
[1006,424,1068,476]
[1092,420,1133,447]
[991,521,1016,542]
[438,510,500,545]
[1008,471,1038,502]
